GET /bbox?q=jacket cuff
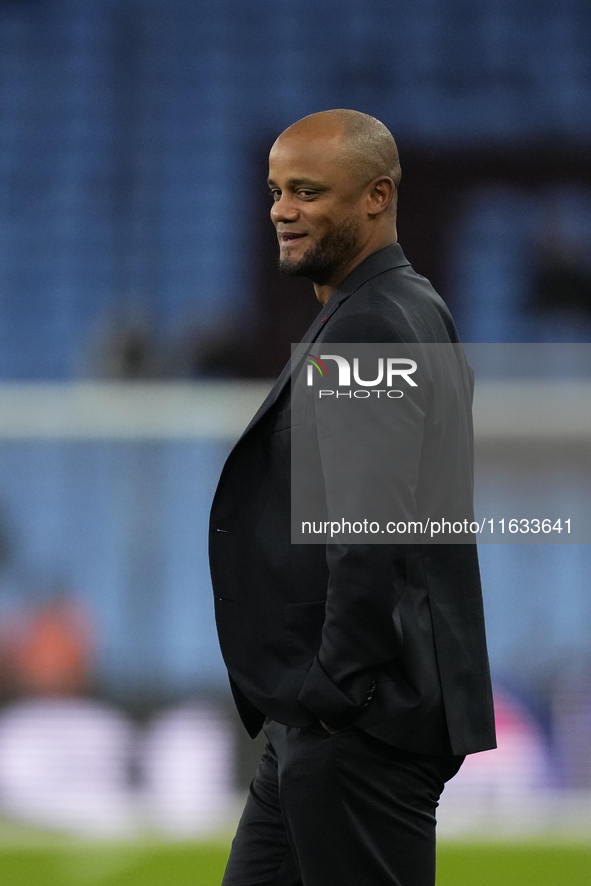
[298,657,375,728]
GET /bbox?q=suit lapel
[239,302,333,437]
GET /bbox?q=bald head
[277,109,401,195]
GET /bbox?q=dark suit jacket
[209,244,496,756]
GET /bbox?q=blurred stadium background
[0,0,590,883]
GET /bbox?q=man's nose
[270,194,299,224]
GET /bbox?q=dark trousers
[222,720,464,886]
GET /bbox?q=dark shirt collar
[329,242,410,304]
[311,243,409,330]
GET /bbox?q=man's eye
[298,190,315,198]
[269,190,281,200]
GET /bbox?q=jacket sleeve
[297,309,428,727]
[297,544,410,726]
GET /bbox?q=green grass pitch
[0,841,589,885]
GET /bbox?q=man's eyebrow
[266,177,327,189]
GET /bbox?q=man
[209,110,496,886]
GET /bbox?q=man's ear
[367,176,395,217]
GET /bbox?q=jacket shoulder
[323,264,459,345]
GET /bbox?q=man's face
[267,129,367,284]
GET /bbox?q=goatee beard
[278,217,360,284]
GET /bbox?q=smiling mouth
[279,233,307,246]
